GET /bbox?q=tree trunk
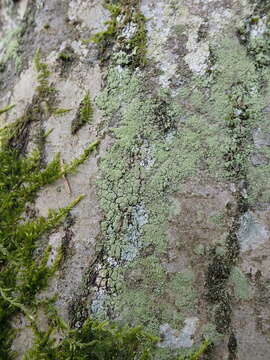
[1,0,270,359]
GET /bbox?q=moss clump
[1,51,57,154]
[57,46,76,76]
[90,3,121,45]
[89,0,147,67]
[178,339,212,360]
[25,317,158,360]
[34,49,56,100]
[238,7,270,67]
[0,49,101,358]
[71,91,93,134]
[58,51,73,62]
[0,26,22,72]
[0,127,100,357]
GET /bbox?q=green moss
[0,48,101,358]
[71,91,94,134]
[34,49,56,99]
[0,26,22,72]
[178,339,212,360]
[52,108,72,116]
[89,0,147,67]
[63,139,100,173]
[0,143,90,358]
[57,46,76,76]
[25,316,158,360]
[0,133,99,357]
[238,9,270,67]
[90,3,121,44]
[0,103,15,115]
[0,51,57,152]
[58,52,73,62]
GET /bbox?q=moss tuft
[0,104,15,116]
[0,26,22,72]
[52,108,72,116]
[57,46,76,76]
[34,49,56,99]
[178,339,212,360]
[0,49,101,359]
[88,0,147,68]
[71,91,94,134]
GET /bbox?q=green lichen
[234,2,270,200]
[93,65,204,346]
[154,339,212,360]
[230,267,251,300]
[193,244,205,256]
[93,30,270,360]
[194,34,270,338]
[201,323,224,345]
[168,270,197,312]
[178,35,270,204]
[88,3,270,357]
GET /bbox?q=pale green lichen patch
[93,66,205,339]
[159,318,199,349]
[94,33,262,346]
[201,323,224,345]
[176,34,270,204]
[229,267,251,300]
[167,270,197,313]
[92,3,270,357]
[237,211,268,252]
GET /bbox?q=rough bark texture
[1,0,270,359]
